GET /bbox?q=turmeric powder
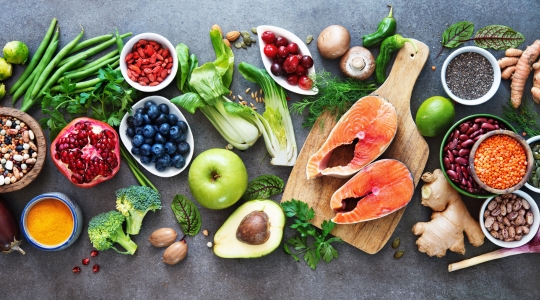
[27,198,74,246]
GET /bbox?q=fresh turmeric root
[412,169,484,258]
[511,40,540,108]
[532,62,540,103]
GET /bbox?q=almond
[211,24,223,37]
[223,39,231,48]
[226,31,241,42]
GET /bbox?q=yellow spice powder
[27,198,74,246]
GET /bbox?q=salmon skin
[330,159,414,224]
[306,95,397,179]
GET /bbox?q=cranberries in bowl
[257,25,317,95]
[120,33,178,92]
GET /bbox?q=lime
[3,41,29,64]
[415,96,455,137]
[0,58,12,80]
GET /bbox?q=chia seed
[445,52,494,100]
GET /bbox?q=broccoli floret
[115,185,162,235]
[87,211,138,255]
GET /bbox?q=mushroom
[340,46,375,80]
[317,25,350,59]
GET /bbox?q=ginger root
[412,169,484,258]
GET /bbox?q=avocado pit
[236,210,270,245]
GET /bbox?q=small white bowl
[120,32,178,92]
[257,25,318,96]
[441,46,501,105]
[119,95,194,177]
[525,135,540,193]
[21,192,82,251]
[479,190,540,248]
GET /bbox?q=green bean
[115,28,124,52]
[10,18,57,94]
[50,77,102,93]
[63,49,118,75]
[59,55,118,82]
[67,33,113,55]
[39,53,87,97]
[30,27,85,100]
[58,32,131,67]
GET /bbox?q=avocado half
[213,199,285,258]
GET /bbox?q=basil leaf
[442,21,474,48]
[242,175,284,201]
[473,25,525,50]
[171,194,202,236]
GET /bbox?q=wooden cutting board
[281,40,430,254]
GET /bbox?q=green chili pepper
[374,34,418,84]
[362,5,397,47]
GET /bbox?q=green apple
[188,148,248,209]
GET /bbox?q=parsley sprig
[281,199,342,270]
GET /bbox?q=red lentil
[473,135,527,189]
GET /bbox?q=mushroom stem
[351,57,366,71]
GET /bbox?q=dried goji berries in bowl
[120,33,178,92]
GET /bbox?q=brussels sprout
[3,41,29,64]
[0,83,5,99]
[0,58,12,80]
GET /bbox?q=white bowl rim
[479,189,540,248]
[441,46,501,106]
[525,135,540,193]
[119,32,178,92]
[119,95,194,177]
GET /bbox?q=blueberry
[172,133,186,143]
[144,100,157,110]
[142,114,152,125]
[127,116,134,127]
[158,103,170,114]
[126,127,135,138]
[131,146,141,155]
[131,134,144,148]
[164,141,177,155]
[140,155,152,164]
[159,123,170,136]
[155,113,168,125]
[154,133,166,144]
[176,141,190,155]
[155,161,167,172]
[150,155,158,162]
[140,144,152,156]
[157,154,171,166]
[143,124,156,138]
[176,120,188,133]
[135,107,146,115]
[135,126,144,135]
[144,137,154,145]
[133,113,144,126]
[147,105,160,120]
[169,126,181,140]
[168,114,179,125]
[151,143,165,158]
[171,154,186,169]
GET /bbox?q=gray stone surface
[1,0,540,298]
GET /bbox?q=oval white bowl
[257,25,318,96]
[525,135,540,193]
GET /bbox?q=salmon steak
[331,159,414,224]
[306,95,397,179]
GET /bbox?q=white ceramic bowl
[120,32,178,92]
[257,25,318,96]
[525,135,540,193]
[21,192,82,251]
[441,46,501,105]
[119,95,194,177]
[479,190,540,248]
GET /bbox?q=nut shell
[226,31,241,42]
[148,228,177,248]
[162,241,188,265]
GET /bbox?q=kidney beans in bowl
[439,114,516,198]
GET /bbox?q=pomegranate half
[51,117,120,188]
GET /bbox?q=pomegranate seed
[72,266,81,273]
[82,258,90,265]
[92,264,100,273]
[90,250,99,257]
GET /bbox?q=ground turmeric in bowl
[26,198,74,246]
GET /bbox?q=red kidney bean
[469,130,482,139]
[466,127,475,135]
[452,149,459,156]
[475,117,487,123]
[444,157,451,169]
[461,165,469,179]
[447,150,455,163]
[446,170,459,180]
[456,166,463,180]
[458,149,470,157]
[453,129,460,140]
[449,138,458,149]
[460,139,475,148]
[460,123,470,133]
[461,177,468,186]
[459,134,469,141]
[481,123,496,130]
[488,118,494,124]
[455,157,468,165]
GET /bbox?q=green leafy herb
[171,194,202,236]
[436,21,474,58]
[290,71,377,129]
[281,199,342,270]
[242,175,284,201]
[502,98,540,137]
[472,25,525,50]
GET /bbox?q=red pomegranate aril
[261,31,276,44]
[263,44,278,58]
[72,266,81,273]
[283,55,300,74]
[295,65,307,77]
[82,258,90,265]
[301,55,314,68]
[90,250,99,257]
[287,43,299,54]
[275,36,288,47]
[298,76,313,90]
[287,74,299,85]
[92,264,100,273]
[277,46,289,58]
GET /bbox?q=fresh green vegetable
[472,25,525,50]
[0,84,5,99]
[10,18,57,94]
[291,71,377,128]
[0,58,12,81]
[362,5,397,47]
[3,41,30,64]
[281,199,343,270]
[88,210,138,255]
[57,32,131,67]
[171,194,202,236]
[39,53,88,98]
[64,49,118,75]
[59,55,119,82]
[242,175,284,201]
[175,43,190,91]
[502,98,540,137]
[374,34,418,84]
[119,143,157,191]
[67,33,113,54]
[115,185,162,235]
[115,28,124,52]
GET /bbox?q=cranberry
[295,65,307,77]
[283,55,300,74]
[82,258,90,265]
[92,264,100,273]
[273,57,285,65]
[277,46,289,58]
[298,76,313,90]
[72,266,81,274]
[90,250,99,257]
[287,43,299,54]
[275,36,288,47]
[287,74,299,86]
[261,31,276,44]
[270,63,283,76]
[263,44,278,58]
[301,55,314,69]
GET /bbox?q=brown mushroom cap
[340,46,375,80]
[317,25,351,60]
